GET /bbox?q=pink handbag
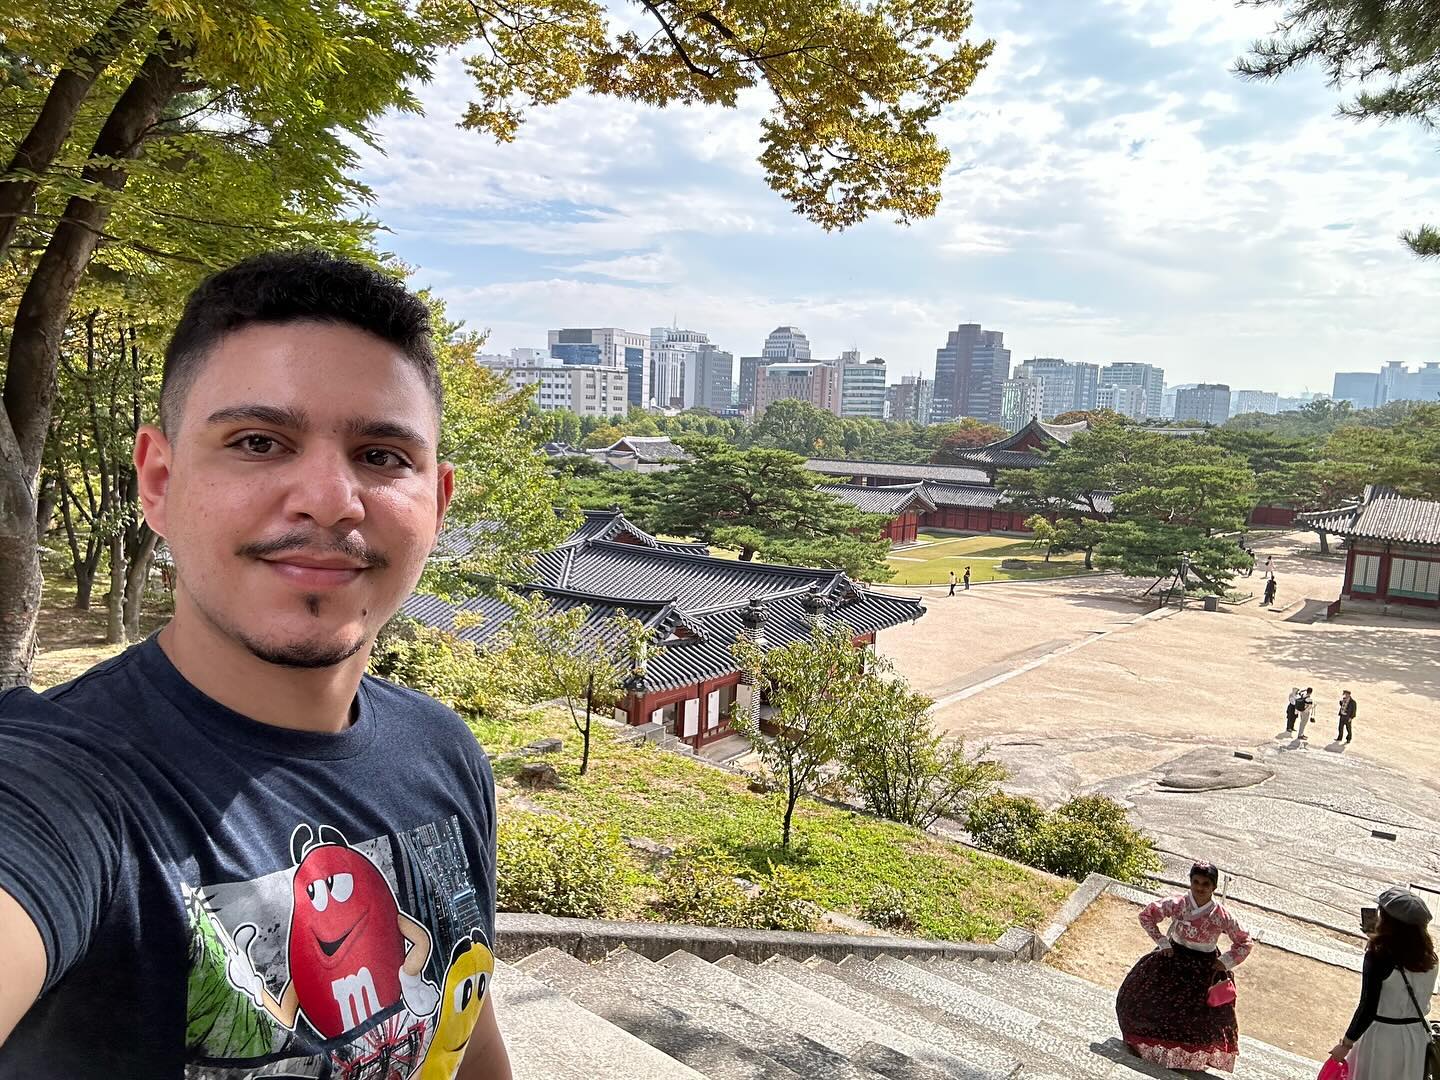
[1207,978,1237,1007]
[1317,1059,1349,1080]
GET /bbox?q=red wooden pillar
[1375,547,1393,600]
[1343,546,1357,596]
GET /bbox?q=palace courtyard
[877,530,1440,933]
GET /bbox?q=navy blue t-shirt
[0,635,497,1079]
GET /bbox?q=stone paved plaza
[877,532,1440,930]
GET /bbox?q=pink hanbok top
[1138,892,1254,970]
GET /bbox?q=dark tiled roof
[641,588,925,691]
[605,436,691,463]
[949,447,1048,469]
[563,509,709,554]
[400,587,683,652]
[538,539,855,609]
[924,483,1003,509]
[1299,488,1440,545]
[431,521,503,560]
[818,482,937,516]
[805,458,992,485]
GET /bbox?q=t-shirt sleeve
[0,689,124,994]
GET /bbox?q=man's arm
[0,886,46,1048]
[457,994,512,1080]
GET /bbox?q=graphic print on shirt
[184,816,493,1080]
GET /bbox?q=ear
[290,824,315,865]
[435,461,455,534]
[134,424,174,539]
[317,824,349,849]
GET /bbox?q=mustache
[236,530,390,570]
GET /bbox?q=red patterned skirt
[1115,941,1240,1071]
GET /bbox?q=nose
[284,444,365,529]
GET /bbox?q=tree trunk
[1316,529,1330,556]
[0,0,149,264]
[1084,546,1094,570]
[122,524,158,642]
[35,473,59,537]
[782,786,798,850]
[0,35,190,685]
[580,674,594,776]
[106,533,125,644]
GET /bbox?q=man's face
[137,320,452,668]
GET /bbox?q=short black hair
[160,250,441,436]
[1189,862,1220,886]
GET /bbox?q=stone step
[714,954,987,1080]
[660,951,951,1080]
[917,957,1317,1080]
[601,947,890,1080]
[839,954,1170,1080]
[755,954,1027,1078]
[491,959,706,1080]
[516,946,801,1080]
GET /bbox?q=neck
[157,602,370,735]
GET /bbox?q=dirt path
[1046,894,1359,1061]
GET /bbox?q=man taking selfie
[0,252,511,1079]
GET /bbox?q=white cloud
[357,1,1440,393]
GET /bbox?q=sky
[354,0,1440,396]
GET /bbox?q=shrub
[965,792,1160,886]
[497,813,632,918]
[655,845,819,932]
[860,884,920,932]
[841,688,1007,829]
[746,862,820,932]
[654,844,750,927]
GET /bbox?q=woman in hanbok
[1330,886,1437,1079]
[1116,862,1253,1071]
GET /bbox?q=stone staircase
[494,945,1320,1080]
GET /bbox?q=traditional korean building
[404,510,926,748]
[1300,486,1440,619]
[817,482,935,543]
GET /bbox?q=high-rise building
[762,326,812,360]
[693,344,734,411]
[886,375,933,424]
[738,325,814,414]
[839,351,887,419]
[1012,358,1099,418]
[548,327,651,409]
[1096,383,1147,420]
[1174,383,1231,425]
[475,351,629,417]
[1000,376,1045,432]
[1098,362,1165,419]
[933,323,1010,423]
[1231,390,1279,416]
[649,327,710,411]
[1332,372,1379,409]
[755,362,842,416]
[1377,361,1440,406]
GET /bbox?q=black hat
[1378,887,1432,927]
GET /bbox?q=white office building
[476,350,629,418]
[650,327,710,411]
[839,350,888,419]
[1097,383,1147,420]
[1000,376,1046,432]
[548,327,652,409]
[1099,362,1165,419]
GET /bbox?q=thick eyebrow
[204,404,431,451]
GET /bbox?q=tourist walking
[1329,887,1437,1078]
[948,569,957,596]
[1338,690,1357,744]
[1116,862,1253,1071]
[1263,555,1274,579]
[1262,577,1277,606]
[1296,688,1315,741]
[963,566,972,590]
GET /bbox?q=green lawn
[886,533,1093,587]
[490,723,1069,941]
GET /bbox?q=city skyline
[355,2,1440,396]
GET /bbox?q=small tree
[838,666,1006,829]
[493,591,649,775]
[732,622,870,849]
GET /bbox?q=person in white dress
[1330,886,1437,1079]
[1295,688,1315,742]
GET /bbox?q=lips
[261,559,367,589]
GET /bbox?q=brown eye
[240,435,276,454]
